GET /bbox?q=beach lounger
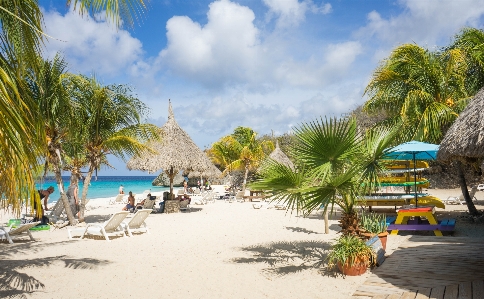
[444,186,478,205]
[0,221,40,244]
[235,191,245,203]
[67,211,129,241]
[179,200,191,212]
[109,194,125,205]
[121,209,151,237]
[47,198,66,222]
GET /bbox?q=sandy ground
[1,187,484,299]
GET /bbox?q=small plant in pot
[359,210,389,250]
[327,234,375,276]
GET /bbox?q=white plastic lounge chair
[121,209,151,237]
[0,221,40,244]
[67,211,129,241]
[46,199,66,222]
[444,186,478,205]
[109,194,125,205]
[179,200,191,212]
[235,191,245,203]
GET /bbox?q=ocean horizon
[36,176,170,203]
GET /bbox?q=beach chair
[121,209,151,237]
[135,196,157,213]
[179,200,191,212]
[444,186,478,205]
[0,221,40,244]
[235,191,245,203]
[47,199,66,222]
[67,211,129,242]
[109,194,125,205]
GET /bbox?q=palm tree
[27,54,79,225]
[251,117,397,235]
[212,127,269,191]
[0,0,148,214]
[449,27,484,95]
[364,43,470,144]
[64,74,159,222]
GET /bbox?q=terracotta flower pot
[378,232,388,251]
[337,257,368,276]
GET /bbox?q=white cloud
[357,0,484,47]
[159,0,358,91]
[160,0,261,88]
[263,0,332,27]
[42,8,143,76]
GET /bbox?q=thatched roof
[269,141,294,170]
[127,100,214,174]
[438,87,484,161]
[186,162,223,179]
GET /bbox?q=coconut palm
[0,0,148,214]
[251,117,398,235]
[449,27,484,95]
[65,74,159,222]
[216,127,270,191]
[364,43,470,144]
[27,54,80,224]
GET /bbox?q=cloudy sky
[39,0,484,175]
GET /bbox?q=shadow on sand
[0,241,111,298]
[232,240,335,277]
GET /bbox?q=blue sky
[38,0,484,176]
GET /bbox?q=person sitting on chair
[135,193,155,210]
[122,191,135,211]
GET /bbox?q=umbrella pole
[413,153,418,207]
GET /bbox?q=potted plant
[359,210,389,250]
[327,234,375,276]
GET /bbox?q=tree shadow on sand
[0,241,111,298]
[232,240,336,277]
[285,226,322,234]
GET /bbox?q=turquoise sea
[36,176,170,203]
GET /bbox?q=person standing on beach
[34,186,54,225]
[119,185,124,194]
[183,179,188,193]
[66,183,79,218]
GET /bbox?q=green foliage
[448,27,484,95]
[326,235,374,269]
[250,117,398,228]
[364,43,470,144]
[358,210,388,235]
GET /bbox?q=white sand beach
[1,187,484,299]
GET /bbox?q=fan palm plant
[251,117,397,235]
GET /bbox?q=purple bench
[386,218,456,232]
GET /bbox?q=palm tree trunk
[242,163,249,191]
[456,161,479,216]
[79,167,95,223]
[53,168,77,225]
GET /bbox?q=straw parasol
[437,87,484,215]
[269,140,294,170]
[127,100,214,195]
[438,87,484,162]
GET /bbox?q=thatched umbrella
[187,163,223,180]
[127,100,214,196]
[437,88,484,215]
[269,140,294,170]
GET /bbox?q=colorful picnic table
[387,206,455,236]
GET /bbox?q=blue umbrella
[383,141,439,207]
